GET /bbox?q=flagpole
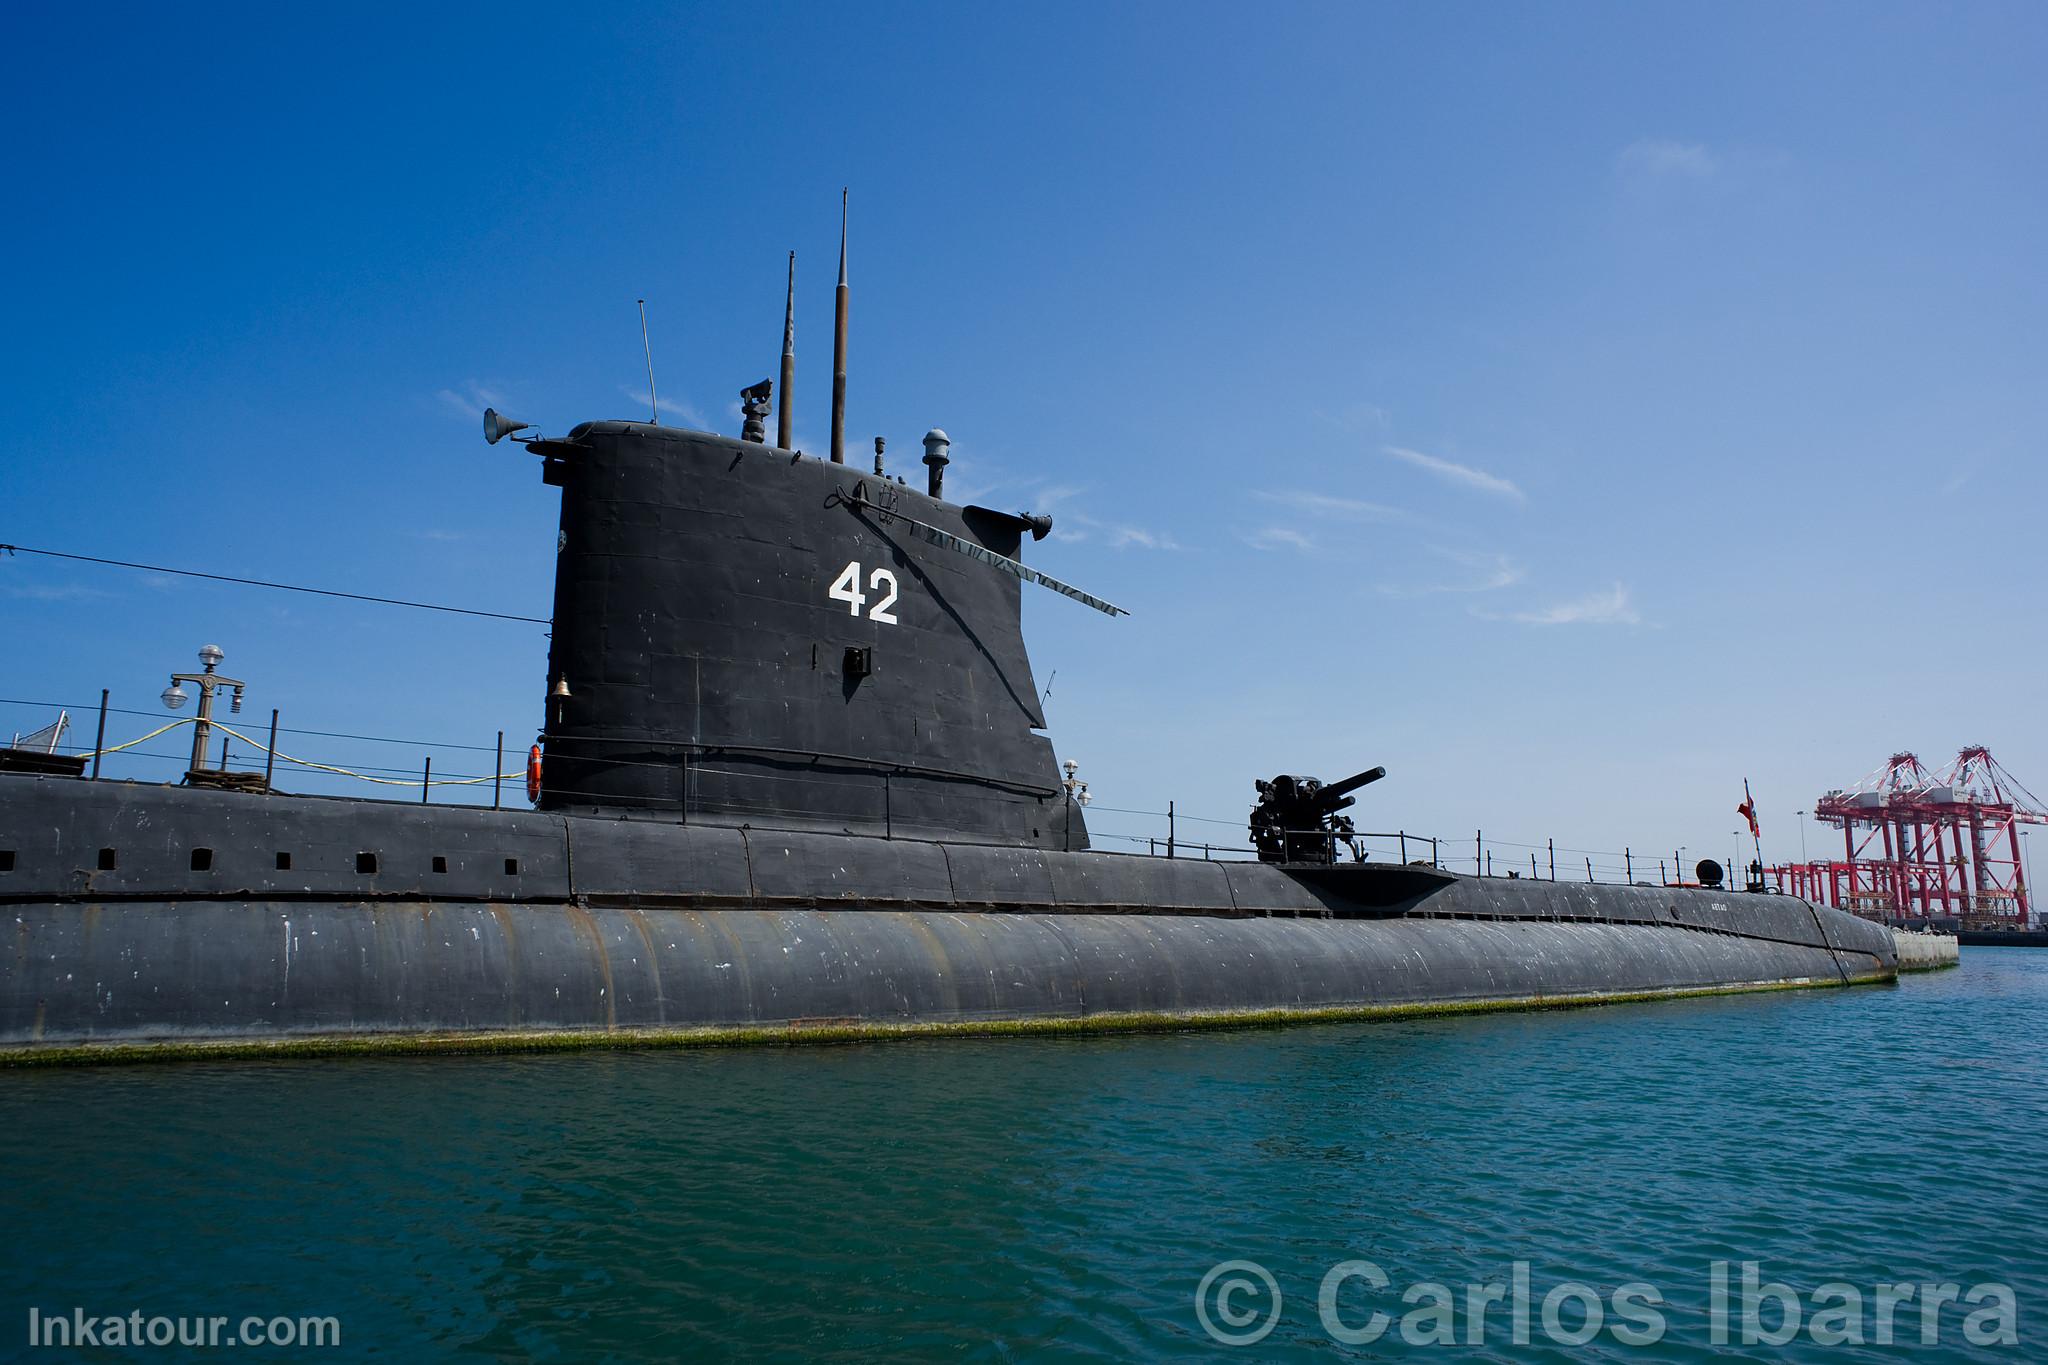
[1744,778,1765,876]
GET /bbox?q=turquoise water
[5,955,2045,1361]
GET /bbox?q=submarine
[0,234,1898,1061]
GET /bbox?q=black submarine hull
[0,776,1897,1057]
[0,419,1905,1059]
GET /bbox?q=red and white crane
[1776,747,2046,926]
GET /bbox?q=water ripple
[4,957,2046,1360]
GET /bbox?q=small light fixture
[921,428,950,499]
[161,681,189,711]
[197,644,224,671]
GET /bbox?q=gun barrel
[1323,766,1387,800]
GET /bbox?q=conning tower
[530,420,1085,850]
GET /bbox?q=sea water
[5,953,2044,1361]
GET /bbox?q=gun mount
[1250,766,1387,864]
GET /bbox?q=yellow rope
[80,717,523,788]
[78,718,193,758]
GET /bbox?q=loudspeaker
[484,408,531,445]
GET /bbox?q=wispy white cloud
[1309,401,1392,434]
[1377,549,1523,596]
[936,460,996,509]
[1616,139,1718,179]
[1244,526,1318,554]
[615,385,706,429]
[944,466,1080,515]
[1491,583,1641,627]
[1065,512,1179,551]
[1107,525,1178,551]
[3,582,112,602]
[945,478,1171,548]
[435,381,511,421]
[1382,446,1524,502]
[1255,489,1412,522]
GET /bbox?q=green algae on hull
[0,971,1894,1069]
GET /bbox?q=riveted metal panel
[1222,862,1340,915]
[1045,853,1237,911]
[565,820,753,901]
[942,844,1058,907]
[744,831,955,905]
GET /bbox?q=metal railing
[1,693,1762,888]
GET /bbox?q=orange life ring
[525,744,543,803]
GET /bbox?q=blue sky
[3,2,2043,878]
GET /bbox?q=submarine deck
[0,774,1899,1061]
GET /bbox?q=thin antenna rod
[830,189,848,464]
[638,298,658,424]
[778,251,796,450]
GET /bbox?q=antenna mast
[637,298,658,424]
[778,251,796,450]
[830,189,848,464]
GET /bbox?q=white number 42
[828,560,900,624]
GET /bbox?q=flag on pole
[1737,780,1760,840]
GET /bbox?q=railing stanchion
[91,689,109,780]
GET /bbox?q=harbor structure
[1773,747,2045,928]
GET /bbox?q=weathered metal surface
[537,423,1079,849]
[0,778,569,903]
[0,771,1898,1050]
[0,899,1889,1048]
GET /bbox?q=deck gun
[1250,766,1387,864]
